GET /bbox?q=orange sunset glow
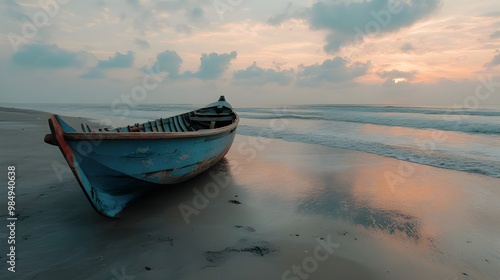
[1,0,499,106]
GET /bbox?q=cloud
[134,38,150,49]
[484,53,500,68]
[377,69,417,85]
[154,0,211,12]
[96,51,134,69]
[267,3,309,26]
[12,44,84,68]
[234,58,371,87]
[186,51,238,80]
[113,0,212,35]
[3,0,27,21]
[491,31,500,39]
[267,3,294,26]
[233,62,294,86]
[316,0,441,52]
[79,50,134,79]
[146,50,237,80]
[400,42,415,53]
[188,7,205,20]
[154,0,187,11]
[270,0,441,53]
[126,0,141,8]
[151,50,184,78]
[296,57,371,87]
[79,68,105,79]
[267,13,290,26]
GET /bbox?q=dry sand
[0,107,499,280]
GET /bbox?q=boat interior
[81,105,237,133]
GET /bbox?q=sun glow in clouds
[394,78,407,84]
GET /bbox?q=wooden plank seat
[194,112,232,116]
[189,116,234,122]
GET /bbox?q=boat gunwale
[60,113,239,141]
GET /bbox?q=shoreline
[0,107,499,279]
[4,104,498,180]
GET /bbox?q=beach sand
[1,107,499,280]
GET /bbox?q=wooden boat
[44,96,238,218]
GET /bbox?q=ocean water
[4,102,500,178]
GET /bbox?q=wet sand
[0,107,499,280]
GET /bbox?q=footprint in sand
[234,225,256,232]
[204,239,278,265]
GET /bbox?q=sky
[0,0,499,107]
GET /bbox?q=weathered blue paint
[45,97,238,218]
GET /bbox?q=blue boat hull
[45,97,238,217]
